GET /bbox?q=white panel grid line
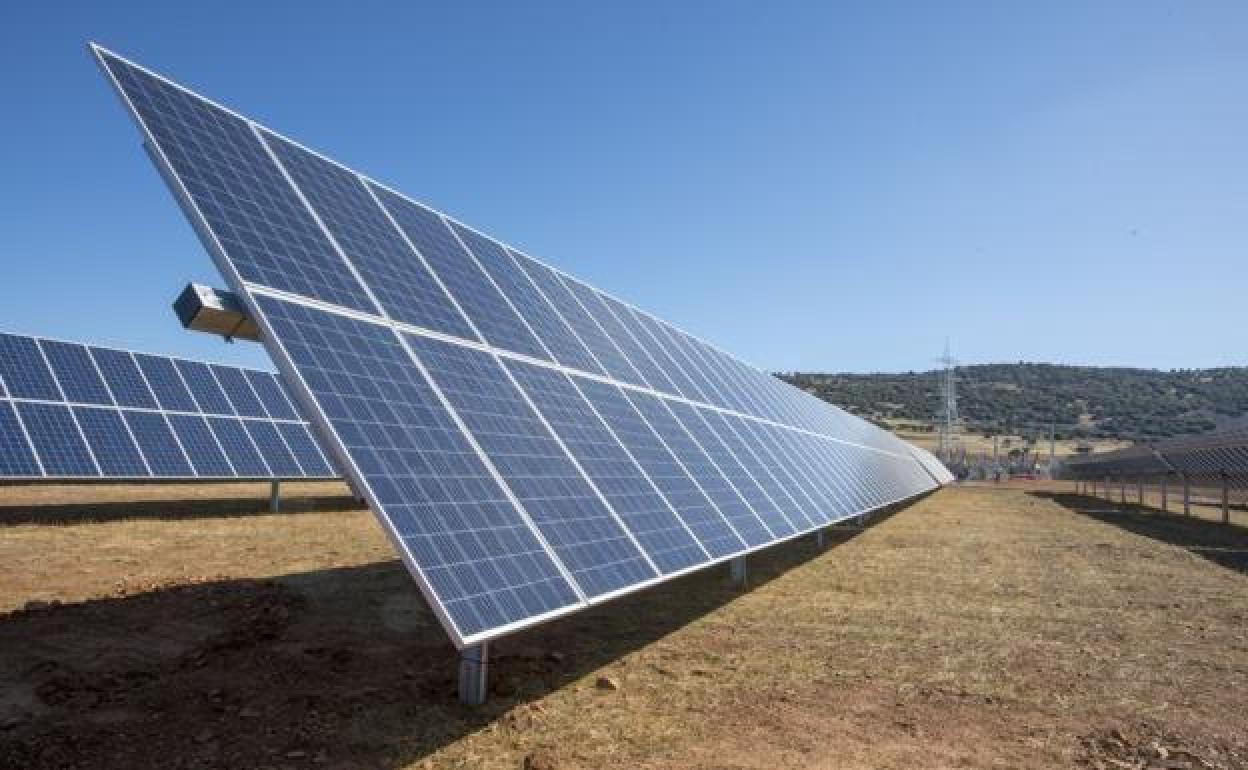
[244,282,912,463]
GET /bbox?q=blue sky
[1,1,1245,373]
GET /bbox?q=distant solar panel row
[1064,431,1248,482]
[96,46,950,646]
[0,332,334,479]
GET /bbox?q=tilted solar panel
[94,45,950,647]
[0,331,336,480]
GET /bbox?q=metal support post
[1137,479,1144,506]
[1120,477,1126,504]
[729,556,747,587]
[458,642,489,706]
[1160,476,1168,512]
[270,479,281,513]
[1183,475,1191,516]
[815,529,825,548]
[1222,474,1230,524]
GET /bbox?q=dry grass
[1,482,1246,768]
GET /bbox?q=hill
[780,363,1248,442]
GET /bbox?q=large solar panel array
[0,331,334,479]
[95,45,950,647]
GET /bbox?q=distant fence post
[1137,479,1144,506]
[1160,475,1168,512]
[1222,473,1230,524]
[1183,475,1191,516]
[1120,476,1126,505]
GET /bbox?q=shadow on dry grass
[0,484,364,526]
[0,500,917,769]
[1032,491,1248,575]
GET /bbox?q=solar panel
[0,331,337,480]
[94,45,949,648]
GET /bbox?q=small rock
[524,751,557,770]
[595,676,620,691]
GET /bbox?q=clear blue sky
[2,1,1245,373]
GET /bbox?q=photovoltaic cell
[174,359,235,415]
[134,353,198,412]
[39,340,113,405]
[90,348,158,409]
[0,401,41,476]
[124,411,193,477]
[253,294,580,636]
[623,308,709,402]
[276,421,333,477]
[371,186,550,361]
[405,334,655,598]
[211,365,267,417]
[206,417,271,477]
[448,222,603,376]
[73,407,148,476]
[242,420,301,477]
[665,400,796,538]
[564,280,678,395]
[700,410,819,529]
[168,414,235,476]
[509,254,647,386]
[504,359,707,574]
[592,293,681,395]
[575,378,743,558]
[244,369,299,420]
[0,334,61,401]
[261,131,478,341]
[18,402,97,476]
[97,54,377,314]
[622,390,771,547]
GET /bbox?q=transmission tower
[937,340,959,460]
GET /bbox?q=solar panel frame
[93,44,947,649]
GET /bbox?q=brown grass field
[1,481,1246,769]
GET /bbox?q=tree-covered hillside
[780,363,1248,441]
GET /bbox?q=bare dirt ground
[1,481,1246,769]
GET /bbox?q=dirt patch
[1,482,1246,768]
